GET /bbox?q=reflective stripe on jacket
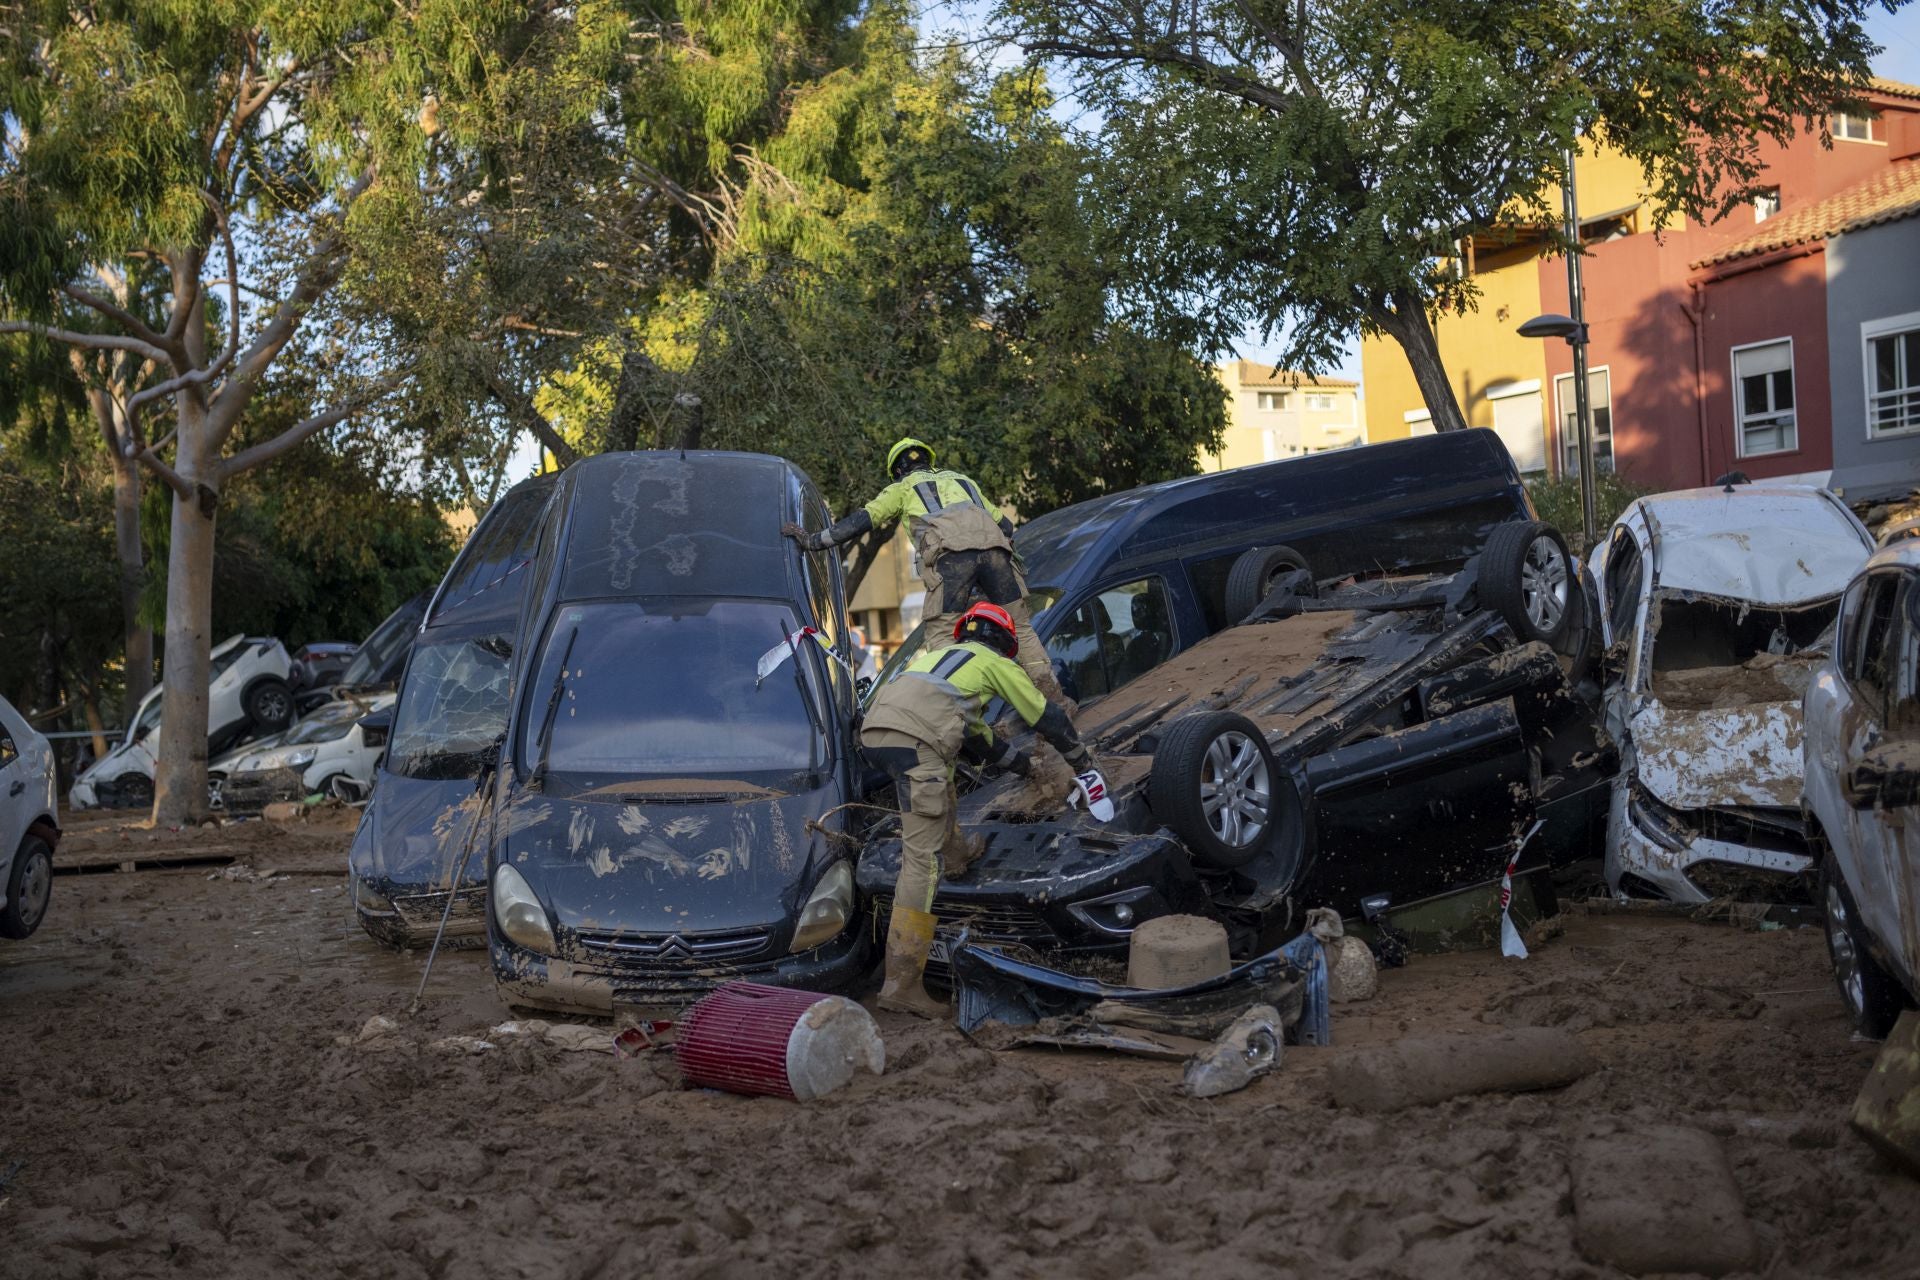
[862,468,1010,561]
[861,640,1047,757]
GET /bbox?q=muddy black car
[859,432,1607,969]
[349,474,558,948]
[487,452,870,1015]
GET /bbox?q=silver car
[1803,538,1920,1036]
[0,695,60,939]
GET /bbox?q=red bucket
[676,982,884,1100]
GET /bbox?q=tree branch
[480,364,580,468]
[0,320,171,363]
[59,284,175,354]
[218,373,405,480]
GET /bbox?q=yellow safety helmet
[886,437,936,479]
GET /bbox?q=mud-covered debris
[1181,1004,1283,1098]
[429,1035,497,1055]
[1572,1126,1758,1276]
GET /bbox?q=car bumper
[856,821,1206,978]
[491,923,873,1016]
[221,766,310,816]
[1608,816,1815,903]
[68,779,97,810]
[353,877,488,949]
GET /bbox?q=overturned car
[859,436,1605,968]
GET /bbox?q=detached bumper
[353,877,488,950]
[492,924,873,1016]
[1608,811,1815,903]
[221,767,309,816]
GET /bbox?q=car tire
[1,834,53,940]
[1149,711,1288,870]
[1822,853,1908,1039]
[1480,520,1574,645]
[1225,545,1315,623]
[244,677,294,731]
[116,774,155,811]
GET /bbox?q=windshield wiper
[529,625,580,785]
[777,624,825,780]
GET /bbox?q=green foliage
[998,0,1896,388]
[1527,472,1650,553]
[0,457,121,713]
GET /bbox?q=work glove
[779,522,808,543]
[1002,749,1034,779]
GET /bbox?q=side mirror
[356,708,393,750]
[1845,746,1920,810]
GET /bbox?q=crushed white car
[70,634,294,809]
[210,692,396,815]
[1591,484,1873,902]
[1,695,60,939]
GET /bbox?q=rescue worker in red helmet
[781,438,1068,705]
[860,601,1096,1018]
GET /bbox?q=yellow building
[1359,148,1653,474]
[1203,361,1362,472]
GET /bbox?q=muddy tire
[244,677,294,732]
[1822,853,1907,1038]
[1149,712,1286,870]
[1480,521,1573,644]
[1225,545,1315,623]
[1,834,53,940]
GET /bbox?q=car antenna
[410,752,498,1016]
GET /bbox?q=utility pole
[1562,147,1599,548]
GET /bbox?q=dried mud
[5,825,1920,1278]
[1652,652,1823,710]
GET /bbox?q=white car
[210,692,396,814]
[0,695,60,939]
[1590,484,1873,902]
[1804,539,1920,1035]
[70,634,294,809]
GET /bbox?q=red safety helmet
[954,602,1018,658]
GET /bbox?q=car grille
[220,768,307,814]
[869,894,1057,944]
[391,886,488,927]
[570,927,775,968]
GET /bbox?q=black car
[349,475,558,948]
[858,549,1604,970]
[486,451,871,1016]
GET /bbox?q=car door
[0,707,26,858]
[1838,567,1920,974]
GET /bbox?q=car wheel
[1149,711,1293,870]
[1,835,53,940]
[1822,853,1907,1038]
[1224,545,1315,623]
[1480,520,1573,644]
[117,774,155,811]
[244,677,294,731]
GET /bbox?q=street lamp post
[1518,146,1599,549]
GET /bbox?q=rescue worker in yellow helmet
[781,438,1067,705]
[861,601,1097,1019]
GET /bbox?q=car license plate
[928,934,952,964]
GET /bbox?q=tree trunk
[1373,297,1469,433]
[109,443,153,717]
[149,425,218,828]
[81,684,109,762]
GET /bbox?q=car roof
[1863,536,1920,574]
[549,451,815,603]
[1014,429,1515,592]
[1633,484,1872,605]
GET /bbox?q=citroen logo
[656,934,693,958]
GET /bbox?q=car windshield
[283,700,367,745]
[520,598,825,786]
[387,633,513,779]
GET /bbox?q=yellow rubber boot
[876,905,950,1020]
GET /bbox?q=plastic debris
[1181,1005,1284,1098]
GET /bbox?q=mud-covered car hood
[1632,700,1803,809]
[350,772,490,891]
[501,785,839,936]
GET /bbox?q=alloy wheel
[1520,535,1570,633]
[1198,731,1271,849]
[1826,880,1865,1016]
[17,849,50,930]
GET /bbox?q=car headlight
[1628,785,1694,853]
[790,860,853,953]
[353,878,395,914]
[287,748,317,769]
[492,862,555,953]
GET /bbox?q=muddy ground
[4,816,1919,1279]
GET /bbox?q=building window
[1753,188,1781,222]
[1553,368,1614,475]
[1867,315,1920,438]
[1733,339,1797,456]
[1832,110,1879,141]
[1256,391,1289,411]
[1304,392,1336,411]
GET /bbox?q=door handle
[7,780,22,797]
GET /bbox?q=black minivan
[349,473,558,948]
[877,428,1536,702]
[487,451,870,1015]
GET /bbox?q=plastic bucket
[675,982,885,1101]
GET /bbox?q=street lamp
[1519,147,1599,549]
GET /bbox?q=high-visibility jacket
[863,468,1011,565]
[862,640,1047,759]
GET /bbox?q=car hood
[350,772,490,891]
[1631,699,1803,809]
[501,784,841,935]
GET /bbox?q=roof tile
[1691,158,1920,269]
